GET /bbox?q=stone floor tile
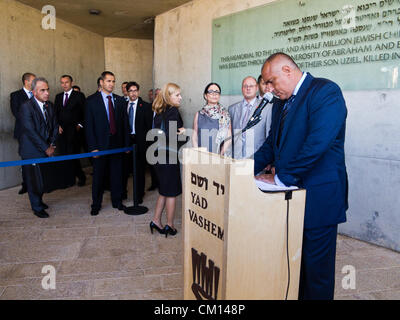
[97,225,135,237]
[0,261,61,286]
[0,279,92,300]
[93,275,162,296]
[142,289,183,300]
[368,289,400,300]
[40,227,98,241]
[161,273,183,290]
[0,240,83,264]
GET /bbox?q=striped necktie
[277,95,295,146]
[128,102,135,133]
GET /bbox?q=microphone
[243,92,274,131]
[218,92,274,155]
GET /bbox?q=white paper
[255,179,299,192]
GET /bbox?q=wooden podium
[182,148,306,300]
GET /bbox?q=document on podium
[255,179,299,192]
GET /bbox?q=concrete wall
[0,0,105,189]
[104,38,154,101]
[154,0,400,251]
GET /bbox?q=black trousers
[298,225,338,300]
[22,164,44,212]
[122,135,146,200]
[57,125,85,181]
[91,136,123,210]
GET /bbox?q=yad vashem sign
[212,0,400,94]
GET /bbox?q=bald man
[254,53,348,300]
[228,76,273,159]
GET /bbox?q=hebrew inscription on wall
[212,0,400,93]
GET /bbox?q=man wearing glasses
[122,81,153,203]
[228,76,273,159]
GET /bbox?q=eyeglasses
[242,85,256,89]
[207,90,221,95]
[128,89,138,93]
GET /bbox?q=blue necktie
[129,102,135,133]
[277,95,295,146]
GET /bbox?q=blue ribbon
[0,147,133,168]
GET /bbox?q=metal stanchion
[124,144,148,215]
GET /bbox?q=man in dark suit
[55,75,86,186]
[85,71,130,216]
[254,53,348,300]
[10,72,36,194]
[122,82,153,203]
[19,77,58,218]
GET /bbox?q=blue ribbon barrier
[0,147,133,168]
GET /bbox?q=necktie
[241,102,251,129]
[107,96,117,135]
[29,91,33,99]
[129,102,135,133]
[277,95,295,146]
[43,103,50,130]
[64,93,69,107]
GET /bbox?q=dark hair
[97,77,102,87]
[72,85,81,92]
[257,75,263,84]
[126,81,140,92]
[22,73,36,85]
[122,81,128,85]
[203,82,221,99]
[100,71,115,80]
[61,74,73,82]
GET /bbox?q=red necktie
[107,95,117,135]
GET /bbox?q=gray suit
[228,97,273,159]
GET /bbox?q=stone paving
[0,173,399,300]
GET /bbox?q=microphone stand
[124,144,149,215]
[218,106,269,155]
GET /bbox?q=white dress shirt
[23,87,33,98]
[63,89,73,106]
[34,97,47,120]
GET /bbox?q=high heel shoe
[150,221,164,234]
[163,225,177,238]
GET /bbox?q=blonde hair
[152,83,181,114]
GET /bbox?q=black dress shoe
[150,221,165,234]
[18,186,27,195]
[34,210,49,218]
[41,202,49,210]
[163,225,177,238]
[113,204,126,211]
[90,209,99,216]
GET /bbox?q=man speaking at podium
[254,53,348,300]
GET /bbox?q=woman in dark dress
[150,83,185,237]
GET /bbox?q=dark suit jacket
[18,98,58,159]
[10,89,30,139]
[127,97,153,150]
[55,90,85,129]
[85,91,130,152]
[254,73,348,229]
